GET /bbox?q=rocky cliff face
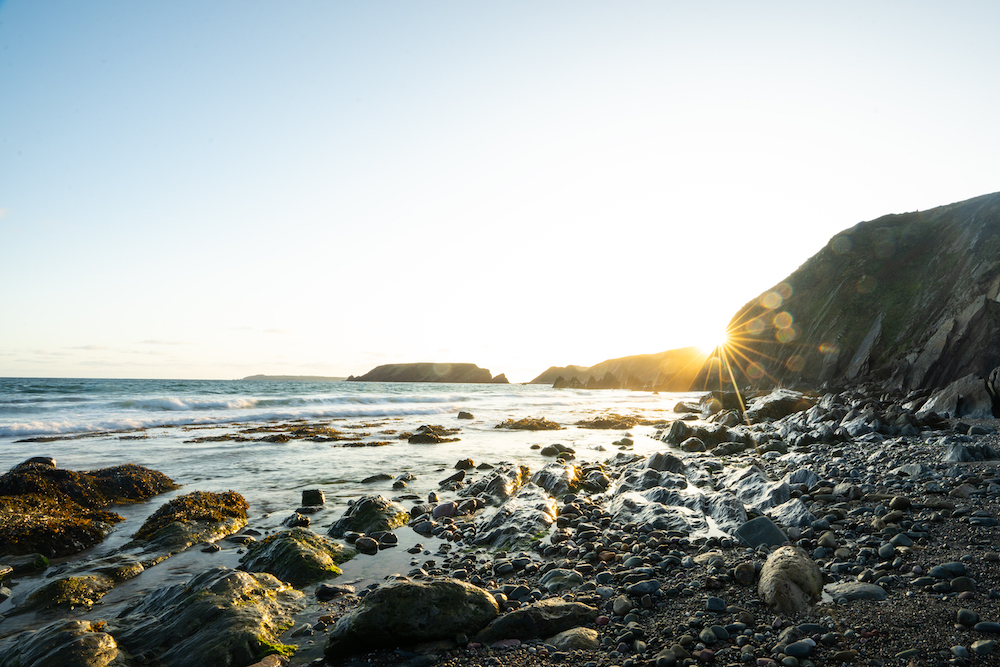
[346,363,508,383]
[707,191,1000,394]
[531,347,707,391]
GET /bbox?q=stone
[735,516,788,548]
[757,546,823,614]
[302,489,325,505]
[473,483,556,548]
[547,627,599,650]
[239,527,355,587]
[328,495,409,537]
[734,562,756,586]
[325,578,498,655]
[474,597,598,643]
[458,464,529,504]
[0,619,123,667]
[917,374,994,419]
[823,581,887,601]
[457,411,474,419]
[745,389,816,422]
[128,490,249,552]
[530,463,581,498]
[455,458,475,469]
[613,595,633,616]
[114,567,304,667]
[972,639,997,655]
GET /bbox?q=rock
[734,562,756,586]
[473,483,556,548]
[547,627,599,650]
[239,527,355,587]
[735,516,788,548]
[325,578,498,655]
[347,363,500,383]
[917,374,994,419]
[757,546,822,614]
[824,581,887,601]
[766,498,818,528]
[613,595,633,616]
[15,574,115,613]
[114,567,303,667]
[0,619,124,667]
[474,598,598,643]
[458,411,475,420]
[538,568,584,593]
[302,489,325,506]
[717,466,790,512]
[530,463,581,498]
[354,537,378,554]
[328,495,409,538]
[455,458,475,469]
[458,464,529,504]
[540,443,575,457]
[128,490,249,552]
[361,473,393,483]
[282,512,309,528]
[745,389,816,422]
[0,553,50,575]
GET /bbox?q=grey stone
[240,528,355,587]
[328,495,409,538]
[735,515,788,548]
[824,581,887,601]
[547,627,599,650]
[474,598,598,643]
[0,619,123,667]
[758,546,823,614]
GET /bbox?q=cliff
[530,347,708,391]
[705,191,1000,393]
[346,363,509,384]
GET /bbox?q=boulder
[716,466,790,513]
[757,546,822,614]
[458,464,529,504]
[473,483,556,548]
[474,598,598,643]
[114,567,303,667]
[824,581,887,601]
[325,578,498,655]
[735,515,788,548]
[240,528,355,587]
[988,366,1000,416]
[745,389,816,422]
[328,495,409,538]
[14,574,115,613]
[128,490,249,552]
[0,619,124,667]
[530,463,581,498]
[766,498,818,528]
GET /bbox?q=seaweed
[495,417,562,431]
[132,490,249,542]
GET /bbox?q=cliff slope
[346,363,508,384]
[708,191,1000,392]
[531,347,707,391]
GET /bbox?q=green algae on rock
[129,490,249,550]
[239,527,355,587]
[495,417,562,430]
[21,574,116,613]
[113,566,304,667]
[0,495,124,558]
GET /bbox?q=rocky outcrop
[113,567,303,667]
[325,578,498,655]
[532,347,707,391]
[702,191,1000,393]
[127,490,249,552]
[239,528,355,587]
[346,363,508,383]
[0,619,125,667]
[473,483,557,548]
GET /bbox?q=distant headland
[346,363,508,384]
[241,375,347,382]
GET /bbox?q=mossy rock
[327,496,409,538]
[23,574,115,612]
[495,417,561,430]
[0,495,124,558]
[0,619,123,667]
[240,528,356,587]
[132,490,249,544]
[0,462,177,509]
[113,567,304,667]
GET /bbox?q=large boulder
[746,389,816,422]
[239,528,355,587]
[530,463,581,498]
[128,490,249,552]
[473,483,556,548]
[325,578,498,655]
[716,466,791,513]
[114,567,304,667]
[327,495,409,538]
[987,366,1000,416]
[474,598,598,643]
[0,619,124,667]
[758,546,822,614]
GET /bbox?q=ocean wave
[108,393,468,412]
[0,404,459,438]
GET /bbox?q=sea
[0,377,706,655]
[1,379,705,559]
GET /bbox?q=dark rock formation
[346,363,509,383]
[701,191,1000,394]
[128,490,249,552]
[327,495,409,538]
[239,528,355,587]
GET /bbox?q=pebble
[958,609,979,626]
[974,622,1000,633]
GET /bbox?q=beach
[1,379,999,666]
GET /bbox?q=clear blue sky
[2,1,999,381]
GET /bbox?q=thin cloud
[71,344,111,351]
[137,339,187,346]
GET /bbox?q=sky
[2,1,1000,382]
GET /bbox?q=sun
[697,330,731,356]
